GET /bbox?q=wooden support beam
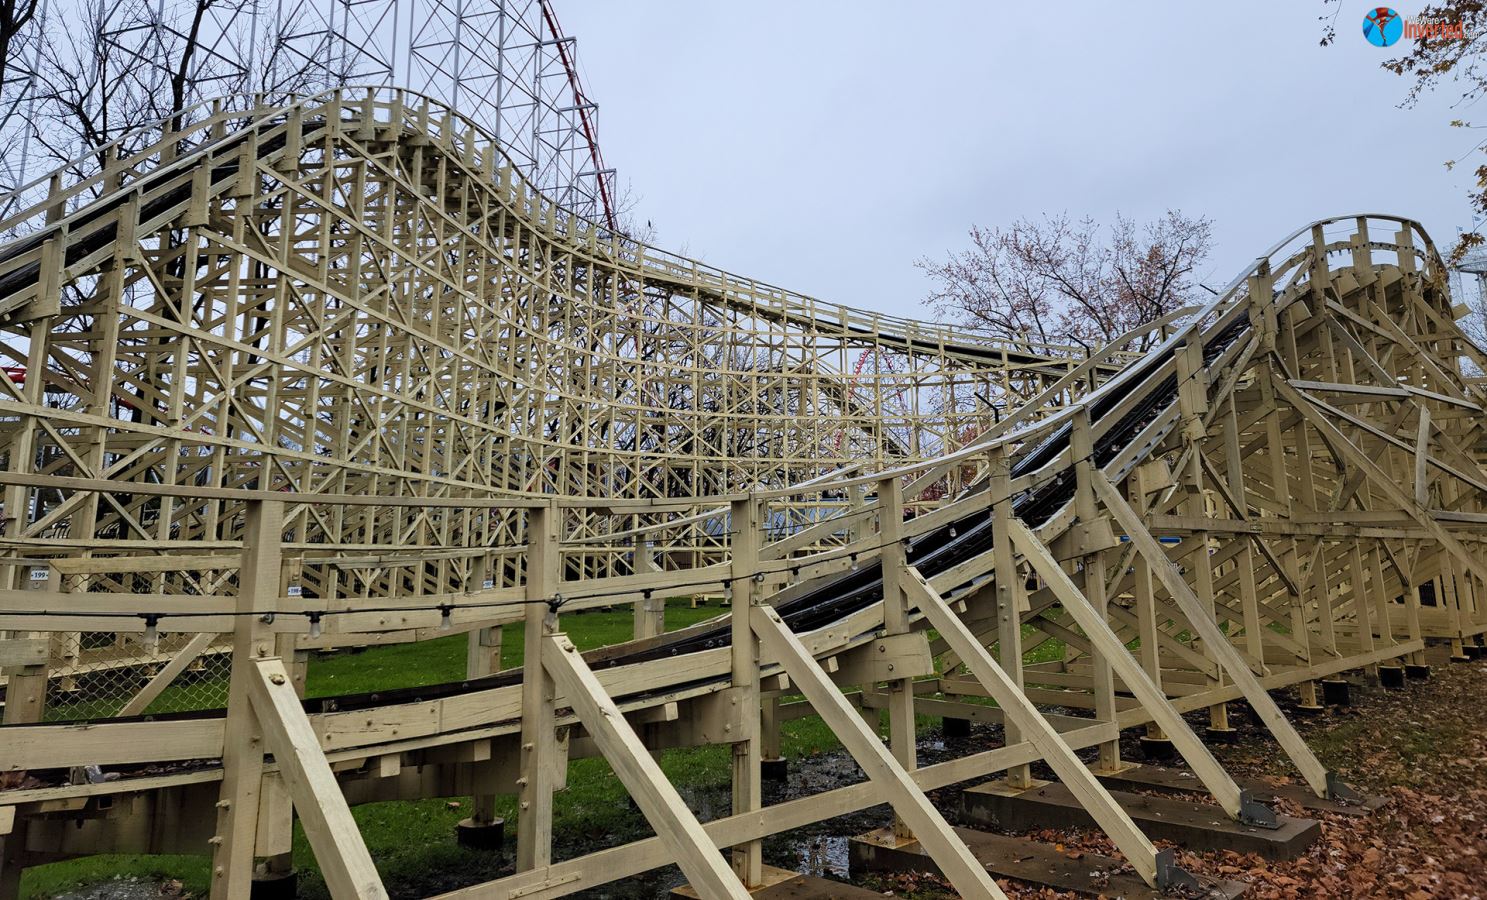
[209,500,279,898]
[728,497,763,885]
[517,502,560,871]
[247,657,387,898]
[748,604,1008,900]
[1092,473,1344,800]
[905,565,1198,890]
[1003,524,1274,827]
[989,441,1034,789]
[542,633,750,900]
[116,632,219,718]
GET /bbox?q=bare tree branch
[917,210,1212,352]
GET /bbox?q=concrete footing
[1204,725,1240,744]
[1321,679,1351,706]
[249,870,297,900]
[960,779,1321,860]
[1138,735,1176,761]
[672,865,884,899]
[455,816,506,850]
[1093,763,1388,818]
[941,716,972,738]
[848,826,1246,899]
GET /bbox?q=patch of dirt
[54,878,187,900]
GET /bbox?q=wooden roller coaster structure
[0,87,1483,898]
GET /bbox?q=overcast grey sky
[558,2,1467,320]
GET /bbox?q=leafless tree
[917,210,1214,352]
[0,0,39,88]
[29,0,334,180]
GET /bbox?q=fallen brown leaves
[1186,655,1487,900]
[997,656,1487,899]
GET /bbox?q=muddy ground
[59,644,1487,899]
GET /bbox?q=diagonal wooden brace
[247,656,388,899]
[1002,522,1278,828]
[749,603,1009,900]
[1092,471,1351,801]
[541,633,752,900]
[117,632,219,718]
[1279,379,1487,587]
[903,565,1199,890]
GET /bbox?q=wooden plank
[542,633,750,900]
[748,604,1007,900]
[248,656,387,898]
[902,565,1165,887]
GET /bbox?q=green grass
[21,600,1066,898]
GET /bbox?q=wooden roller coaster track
[0,87,1483,899]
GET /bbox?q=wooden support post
[989,442,1032,789]
[210,500,281,898]
[904,566,1196,890]
[728,497,763,885]
[1349,540,1377,676]
[760,690,784,776]
[462,555,506,844]
[634,536,665,640]
[542,633,751,900]
[1175,340,1232,735]
[1003,524,1274,827]
[2,564,50,725]
[1129,474,1165,747]
[878,476,919,840]
[1260,366,1318,710]
[1224,399,1266,668]
[1092,474,1345,800]
[248,657,387,898]
[749,604,1009,900]
[517,501,560,871]
[1071,409,1121,770]
[466,555,503,679]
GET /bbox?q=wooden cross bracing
[0,88,1482,898]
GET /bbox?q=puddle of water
[791,834,851,879]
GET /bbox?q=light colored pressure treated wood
[542,633,751,900]
[0,88,1478,899]
[750,604,1008,900]
[248,656,388,898]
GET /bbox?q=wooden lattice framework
[0,88,1484,899]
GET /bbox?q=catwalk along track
[0,88,1484,899]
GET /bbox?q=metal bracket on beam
[1326,771,1364,804]
[1237,790,1280,829]
[1154,847,1201,893]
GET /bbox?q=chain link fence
[41,630,233,720]
[21,564,240,722]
